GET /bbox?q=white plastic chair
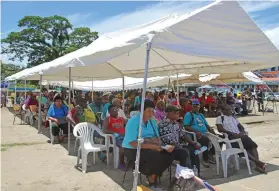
[108,134,119,169]
[74,122,110,173]
[206,132,252,178]
[49,120,63,144]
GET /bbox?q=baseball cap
[191,99,200,105]
[165,105,180,113]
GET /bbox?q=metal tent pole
[91,78,94,102]
[24,80,27,99]
[68,67,72,154]
[132,41,152,191]
[122,76,125,108]
[38,73,43,133]
[14,80,17,105]
[176,73,180,106]
[72,80,74,99]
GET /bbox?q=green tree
[1,15,98,68]
[1,63,24,80]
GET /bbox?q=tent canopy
[199,72,263,83]
[5,0,279,81]
[42,74,189,91]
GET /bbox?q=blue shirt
[102,103,110,117]
[47,104,69,119]
[183,112,208,134]
[122,113,159,149]
[134,96,141,107]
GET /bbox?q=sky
[1,1,279,66]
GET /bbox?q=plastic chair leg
[221,153,227,178]
[77,148,81,166]
[106,149,109,166]
[216,154,220,175]
[243,151,252,175]
[234,154,240,170]
[74,138,78,153]
[93,152,96,165]
[82,152,88,173]
[13,115,16,125]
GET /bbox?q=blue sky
[1,1,279,66]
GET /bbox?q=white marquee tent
[199,72,263,84]
[5,1,279,189]
[5,1,279,82]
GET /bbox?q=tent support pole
[24,80,27,99]
[132,41,152,191]
[91,78,94,102]
[68,67,72,155]
[6,82,9,106]
[72,80,74,99]
[38,74,43,134]
[176,73,179,106]
[14,80,17,105]
[122,76,125,108]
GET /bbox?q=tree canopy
[1,15,98,68]
[1,63,24,80]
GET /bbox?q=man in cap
[158,105,201,173]
[183,99,216,167]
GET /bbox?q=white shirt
[106,108,127,120]
[216,115,240,134]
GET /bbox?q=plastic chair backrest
[73,122,102,145]
[206,132,222,153]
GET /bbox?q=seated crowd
[17,87,266,189]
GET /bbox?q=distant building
[229,67,279,92]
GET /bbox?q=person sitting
[206,92,217,117]
[106,98,127,120]
[183,99,216,167]
[154,100,166,121]
[216,105,267,173]
[158,105,201,174]
[122,99,173,189]
[25,93,38,110]
[103,94,115,119]
[199,93,206,113]
[103,105,126,169]
[47,95,69,144]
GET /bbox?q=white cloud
[67,13,91,26]
[92,1,210,34]
[264,26,279,50]
[240,1,279,13]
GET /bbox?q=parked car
[266,92,279,102]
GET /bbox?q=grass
[1,142,46,151]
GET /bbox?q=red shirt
[199,96,206,103]
[108,116,125,134]
[184,103,192,113]
[206,96,215,104]
[70,108,79,124]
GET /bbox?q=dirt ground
[1,107,279,191]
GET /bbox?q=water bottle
[193,165,198,176]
